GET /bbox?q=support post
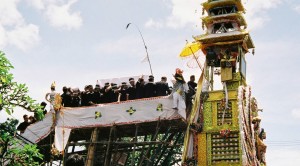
[138,119,161,166]
[131,124,139,165]
[86,128,99,166]
[104,126,115,166]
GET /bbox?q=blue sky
[1,0,300,165]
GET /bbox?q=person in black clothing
[41,101,47,115]
[126,78,136,100]
[17,114,30,133]
[110,83,119,102]
[101,83,110,103]
[93,84,102,104]
[70,88,81,107]
[186,75,197,118]
[155,76,170,96]
[80,85,89,106]
[144,75,157,98]
[29,116,36,124]
[119,82,128,101]
[187,75,197,92]
[86,85,96,106]
[61,86,72,107]
[136,77,146,99]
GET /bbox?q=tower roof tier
[202,12,247,28]
[193,30,254,49]
[202,0,245,13]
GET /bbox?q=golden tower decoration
[182,0,267,165]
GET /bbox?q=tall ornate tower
[182,0,267,165]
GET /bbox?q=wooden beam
[85,128,99,166]
[104,126,115,166]
[138,119,161,166]
[131,124,139,165]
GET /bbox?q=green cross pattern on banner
[126,107,136,115]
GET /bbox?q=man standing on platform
[172,68,189,119]
[144,75,157,98]
[156,76,170,96]
[186,75,197,118]
[126,78,136,100]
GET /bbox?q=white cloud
[266,148,300,166]
[0,0,23,26]
[166,0,201,28]
[27,0,82,30]
[95,36,142,56]
[145,0,201,29]
[292,108,300,119]
[7,24,40,51]
[26,0,45,10]
[45,0,82,30]
[0,0,40,51]
[243,0,283,30]
[145,18,163,29]
[294,5,300,14]
[146,0,283,30]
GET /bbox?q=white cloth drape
[22,97,185,148]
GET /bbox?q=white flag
[141,56,149,63]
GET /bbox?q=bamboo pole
[138,119,161,166]
[104,126,115,166]
[131,124,139,165]
[85,128,99,166]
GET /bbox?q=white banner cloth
[22,96,184,145]
[54,127,71,151]
[21,113,53,143]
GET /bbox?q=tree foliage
[0,51,44,165]
[0,51,44,119]
[0,119,43,165]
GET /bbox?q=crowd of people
[17,73,198,133]
[59,75,173,107]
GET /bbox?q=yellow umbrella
[179,41,202,58]
[179,41,204,71]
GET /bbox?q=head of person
[121,82,127,89]
[94,84,101,92]
[104,82,110,89]
[148,75,154,82]
[84,85,89,92]
[29,116,35,122]
[62,86,68,93]
[51,82,56,91]
[23,114,28,122]
[111,83,118,90]
[88,85,94,92]
[161,76,167,82]
[129,78,135,86]
[175,68,183,75]
[72,88,80,97]
[41,102,47,109]
[190,75,195,82]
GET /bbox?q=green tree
[0,51,44,165]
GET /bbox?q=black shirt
[126,86,136,100]
[144,82,157,98]
[156,81,170,96]
[17,121,30,133]
[61,92,72,107]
